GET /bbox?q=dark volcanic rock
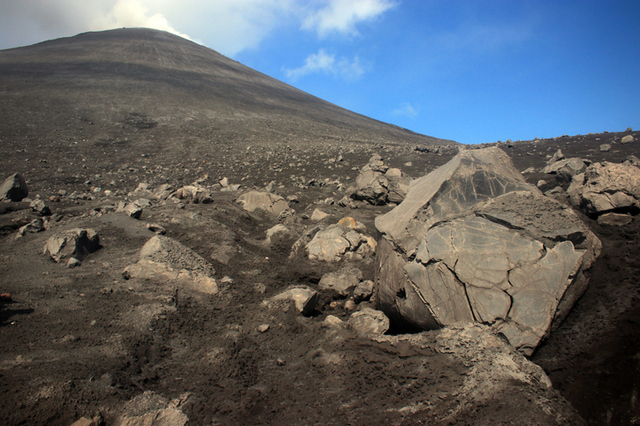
[375,147,601,355]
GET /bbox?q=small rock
[270,286,318,316]
[621,135,635,144]
[319,266,363,296]
[311,208,329,222]
[29,199,51,215]
[0,173,28,202]
[348,308,390,335]
[353,280,374,302]
[600,144,611,152]
[146,223,167,235]
[0,293,12,302]
[257,324,270,333]
[67,257,81,268]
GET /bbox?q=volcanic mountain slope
[0,28,453,189]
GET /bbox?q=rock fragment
[348,308,390,335]
[44,229,100,263]
[318,266,363,296]
[270,286,318,316]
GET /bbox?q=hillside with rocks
[1,29,639,425]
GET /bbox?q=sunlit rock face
[375,147,602,355]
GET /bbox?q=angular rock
[310,208,329,222]
[17,218,45,237]
[236,190,288,215]
[0,173,28,202]
[348,308,390,335]
[541,157,588,177]
[318,266,363,296]
[265,224,290,246]
[30,199,51,216]
[270,286,318,316]
[352,154,410,205]
[568,161,640,216]
[117,201,143,219]
[375,147,601,355]
[44,229,100,263]
[621,134,635,144]
[353,280,374,302]
[124,235,218,294]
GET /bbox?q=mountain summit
[0,28,452,160]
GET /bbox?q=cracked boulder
[351,154,410,205]
[375,147,601,355]
[568,161,640,217]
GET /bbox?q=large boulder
[124,235,218,294]
[568,161,640,216]
[0,173,28,202]
[43,229,100,263]
[375,147,601,355]
[352,154,410,205]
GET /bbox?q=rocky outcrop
[43,229,100,263]
[351,154,410,205]
[375,147,601,355]
[236,190,288,215]
[568,161,640,216]
[0,173,28,202]
[124,235,218,294]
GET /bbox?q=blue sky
[0,1,638,144]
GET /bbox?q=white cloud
[0,0,298,56]
[92,0,191,41]
[285,49,366,81]
[302,0,397,38]
[392,103,418,119]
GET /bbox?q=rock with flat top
[236,190,288,215]
[375,147,601,355]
